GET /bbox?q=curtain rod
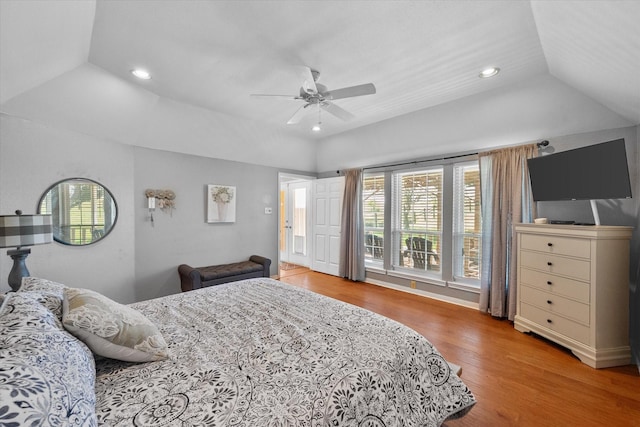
[360,140,549,172]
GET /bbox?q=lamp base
[7,248,31,291]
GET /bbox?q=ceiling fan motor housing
[299,83,328,101]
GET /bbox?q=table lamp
[0,210,53,291]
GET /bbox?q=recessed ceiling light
[479,67,500,78]
[131,68,151,80]
[311,123,321,132]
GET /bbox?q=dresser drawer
[520,303,590,345]
[519,250,590,281]
[519,285,589,325]
[520,268,589,303]
[520,233,590,259]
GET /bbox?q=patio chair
[405,237,439,270]
[366,233,384,259]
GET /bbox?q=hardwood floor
[279,269,640,427]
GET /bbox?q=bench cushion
[178,255,271,292]
[198,260,264,281]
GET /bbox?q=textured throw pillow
[17,276,69,319]
[0,292,97,427]
[62,287,168,362]
[19,276,68,294]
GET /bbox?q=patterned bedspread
[95,278,475,426]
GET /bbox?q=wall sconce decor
[145,189,176,226]
[0,210,53,291]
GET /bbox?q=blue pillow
[0,291,97,427]
[17,277,68,320]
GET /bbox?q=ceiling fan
[250,66,376,125]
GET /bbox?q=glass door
[279,178,311,267]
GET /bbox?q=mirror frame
[37,178,118,246]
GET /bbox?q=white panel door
[311,176,345,276]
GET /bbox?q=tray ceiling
[1,1,638,140]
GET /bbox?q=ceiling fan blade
[321,101,355,121]
[324,83,376,100]
[287,104,311,125]
[250,93,302,100]
[300,66,318,95]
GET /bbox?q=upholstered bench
[178,255,271,292]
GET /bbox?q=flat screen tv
[527,138,632,224]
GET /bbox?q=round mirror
[37,178,118,246]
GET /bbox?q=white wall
[0,114,136,302]
[0,114,289,303]
[133,146,280,302]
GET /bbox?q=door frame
[278,172,315,269]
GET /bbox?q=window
[453,162,481,283]
[392,168,443,275]
[362,159,482,288]
[292,187,307,255]
[363,173,385,265]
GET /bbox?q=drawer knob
[547,300,552,305]
[546,281,553,285]
[547,261,553,266]
[547,243,553,247]
[547,319,553,324]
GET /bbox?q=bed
[0,276,475,426]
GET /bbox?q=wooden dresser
[514,223,632,368]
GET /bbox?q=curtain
[479,144,538,319]
[339,169,365,281]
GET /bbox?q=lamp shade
[0,214,53,248]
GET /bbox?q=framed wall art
[207,184,236,223]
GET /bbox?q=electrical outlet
[410,280,416,289]
[264,207,273,214]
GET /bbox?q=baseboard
[364,277,479,310]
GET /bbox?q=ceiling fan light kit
[251,66,376,129]
[312,103,322,132]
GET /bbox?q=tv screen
[527,139,632,202]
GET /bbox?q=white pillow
[62,287,168,362]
